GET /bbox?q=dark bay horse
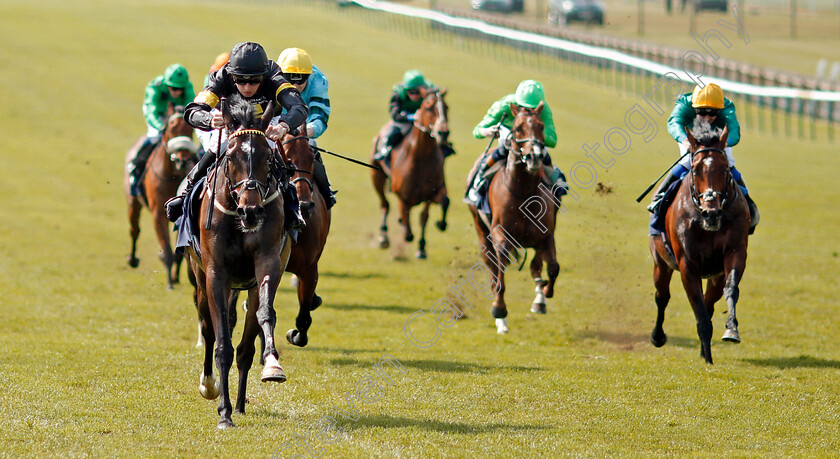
[649,124,750,364]
[280,131,331,347]
[467,102,560,334]
[187,97,291,429]
[124,104,196,289]
[371,88,450,259]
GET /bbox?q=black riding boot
[646,172,681,214]
[312,152,336,209]
[128,138,158,194]
[734,176,759,234]
[165,152,215,222]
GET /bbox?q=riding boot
[542,165,568,201]
[283,184,306,230]
[646,172,681,214]
[734,175,759,234]
[312,154,336,209]
[165,152,215,222]
[374,144,392,164]
[128,138,157,195]
[465,157,496,205]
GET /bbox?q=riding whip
[205,97,225,230]
[312,145,384,172]
[635,150,690,203]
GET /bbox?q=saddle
[174,176,207,259]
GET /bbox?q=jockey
[466,79,566,204]
[648,83,758,232]
[373,69,456,164]
[164,42,308,230]
[127,63,196,194]
[203,52,230,87]
[277,47,336,209]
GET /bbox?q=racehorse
[186,96,291,429]
[467,102,560,334]
[371,88,450,259]
[279,131,331,347]
[649,123,750,365]
[124,104,196,289]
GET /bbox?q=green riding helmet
[515,80,545,109]
[402,69,428,90]
[164,64,190,89]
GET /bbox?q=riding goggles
[286,73,309,84]
[232,75,264,85]
[406,89,421,96]
[695,108,720,117]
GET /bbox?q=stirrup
[165,195,185,222]
[646,197,662,214]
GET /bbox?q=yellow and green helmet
[515,80,545,109]
[163,63,190,89]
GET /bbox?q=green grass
[1,0,839,457]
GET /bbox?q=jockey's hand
[266,122,290,142]
[478,126,499,138]
[679,137,691,153]
[211,111,225,129]
[305,125,315,138]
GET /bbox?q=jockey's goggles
[232,75,264,85]
[286,73,309,84]
[406,89,421,96]
[695,108,720,117]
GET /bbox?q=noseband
[689,147,734,212]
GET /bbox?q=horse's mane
[690,118,722,147]
[225,93,258,131]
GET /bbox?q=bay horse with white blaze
[467,102,560,334]
[649,123,750,365]
[187,96,291,429]
[371,88,450,259]
[124,104,196,289]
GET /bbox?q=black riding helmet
[228,42,269,77]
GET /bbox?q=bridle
[506,110,546,169]
[216,129,280,214]
[282,135,314,193]
[688,147,734,212]
[413,91,448,144]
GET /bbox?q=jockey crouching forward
[465,79,567,206]
[277,47,336,209]
[648,82,759,234]
[127,64,195,195]
[164,41,307,230]
[373,69,456,165]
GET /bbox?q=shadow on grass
[320,270,385,279]
[303,346,386,355]
[327,302,418,314]
[328,357,541,373]
[341,414,550,434]
[579,329,698,349]
[743,355,840,369]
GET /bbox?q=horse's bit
[689,147,734,211]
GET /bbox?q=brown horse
[187,97,291,429]
[124,104,196,289]
[467,102,560,334]
[371,88,450,259]
[280,131,331,347]
[649,124,750,365]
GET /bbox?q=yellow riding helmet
[691,83,724,109]
[278,48,313,75]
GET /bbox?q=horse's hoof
[722,329,741,343]
[217,418,236,430]
[166,284,174,291]
[436,221,447,231]
[650,332,667,348]
[286,329,308,347]
[416,250,427,259]
[127,256,139,268]
[379,236,390,249]
[261,364,287,383]
[290,275,299,287]
[405,234,414,242]
[530,303,546,314]
[495,318,509,334]
[310,294,323,311]
[199,372,220,400]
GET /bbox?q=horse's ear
[440,88,447,97]
[535,101,544,115]
[260,101,275,132]
[720,125,729,148]
[509,102,519,117]
[685,127,697,151]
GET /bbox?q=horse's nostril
[256,206,266,218]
